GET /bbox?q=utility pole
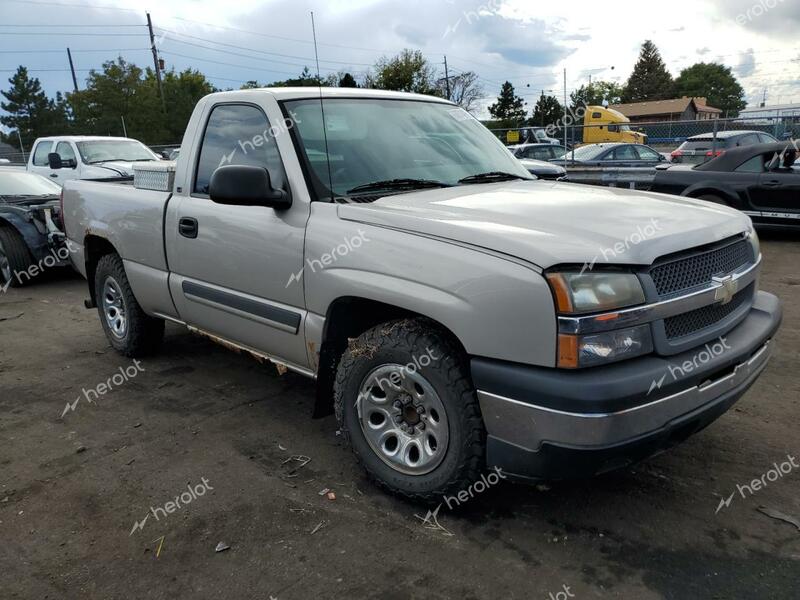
[147,12,166,113]
[67,48,78,93]
[443,55,451,100]
[563,68,568,160]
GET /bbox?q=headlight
[748,229,760,261]
[558,325,654,368]
[547,271,651,368]
[546,271,646,315]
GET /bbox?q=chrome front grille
[664,283,754,339]
[650,237,753,298]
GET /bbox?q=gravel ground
[1,231,798,600]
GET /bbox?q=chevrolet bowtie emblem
[712,275,739,305]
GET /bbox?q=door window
[735,156,765,173]
[32,141,52,166]
[635,146,661,161]
[193,104,286,196]
[56,141,76,163]
[611,145,638,160]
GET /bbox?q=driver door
[166,101,311,371]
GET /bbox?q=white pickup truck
[28,135,161,185]
[61,88,782,501]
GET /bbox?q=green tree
[488,81,527,127]
[338,72,359,88]
[674,62,746,117]
[155,68,216,142]
[531,94,563,127]
[69,57,167,143]
[0,66,70,149]
[622,41,675,102]
[570,80,624,110]
[368,50,439,95]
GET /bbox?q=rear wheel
[0,225,34,288]
[94,253,164,357]
[334,318,486,502]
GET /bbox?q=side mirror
[48,152,63,169]
[209,164,291,208]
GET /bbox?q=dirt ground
[1,232,799,600]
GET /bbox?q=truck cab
[61,88,781,502]
[583,106,647,144]
[28,136,161,185]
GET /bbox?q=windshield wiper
[346,178,452,195]
[458,171,529,184]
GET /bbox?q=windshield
[620,124,631,132]
[561,145,606,160]
[0,171,62,196]
[283,98,532,199]
[76,140,158,164]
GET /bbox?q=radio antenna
[310,11,335,202]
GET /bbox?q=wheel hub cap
[357,364,449,475]
[102,277,127,339]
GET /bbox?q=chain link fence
[489,116,799,153]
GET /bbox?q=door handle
[50,173,58,178]
[762,180,781,187]
[178,217,198,239]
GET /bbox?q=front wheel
[697,194,728,206]
[0,225,34,288]
[94,253,164,357]
[334,318,486,502]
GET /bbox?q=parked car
[652,142,799,228]
[553,143,668,167]
[28,136,160,185]
[0,170,67,288]
[62,88,781,501]
[670,131,779,165]
[517,158,566,180]
[510,143,567,161]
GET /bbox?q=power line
[2,0,140,11]
[159,50,339,79]
[155,27,373,67]
[0,23,145,28]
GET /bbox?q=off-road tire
[0,225,34,288]
[94,253,164,357]
[334,318,486,503]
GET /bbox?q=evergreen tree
[488,81,527,127]
[531,94,563,127]
[338,72,359,88]
[622,41,675,102]
[570,81,624,110]
[0,66,69,149]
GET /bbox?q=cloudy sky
[0,0,798,122]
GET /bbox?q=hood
[337,181,750,269]
[82,161,135,178]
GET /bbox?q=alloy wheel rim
[357,363,449,475]
[102,276,128,339]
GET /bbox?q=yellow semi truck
[583,106,647,144]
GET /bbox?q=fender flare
[0,209,49,260]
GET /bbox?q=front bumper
[473,291,782,481]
